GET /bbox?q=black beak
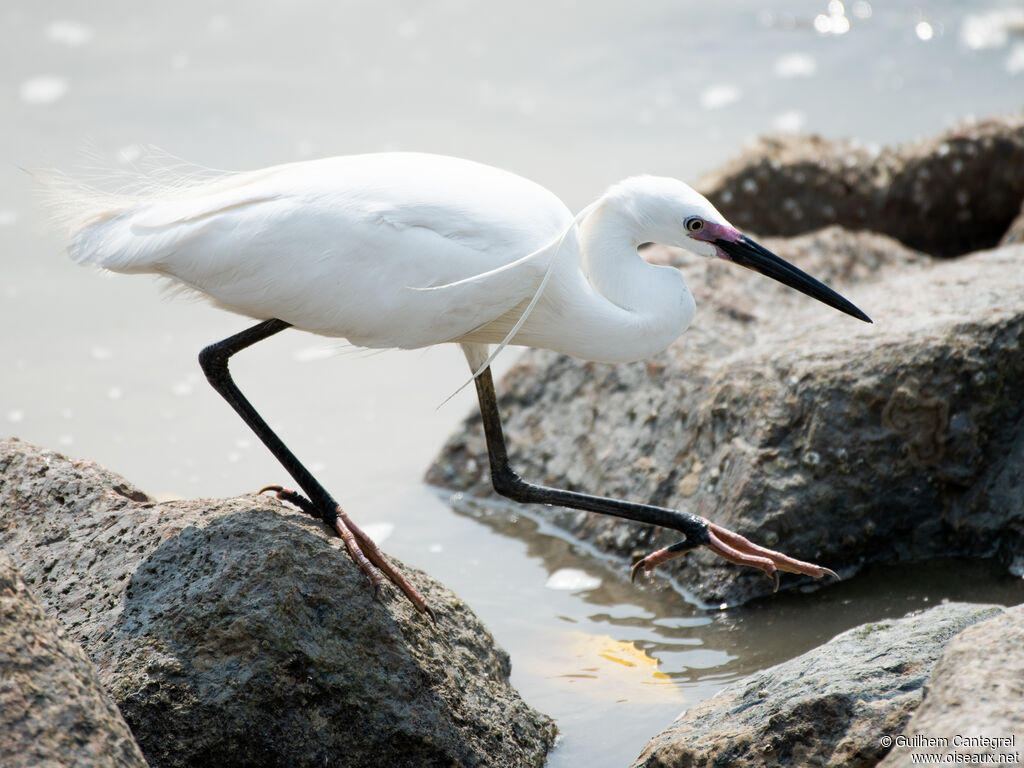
[716,234,872,323]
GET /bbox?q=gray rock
[696,115,1024,257]
[0,551,149,768]
[1000,199,1024,246]
[427,235,1024,606]
[631,602,1004,768]
[0,438,555,768]
[879,604,1024,767]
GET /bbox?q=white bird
[52,152,870,614]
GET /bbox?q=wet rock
[879,604,1024,767]
[0,551,149,768]
[697,115,1024,257]
[631,602,1003,768]
[427,233,1024,606]
[0,438,555,768]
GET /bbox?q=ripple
[1007,43,1024,75]
[361,521,395,543]
[45,20,93,47]
[773,110,806,132]
[851,1,872,19]
[545,568,601,591]
[774,53,816,79]
[540,632,683,701]
[699,84,741,110]
[962,8,1024,50]
[20,75,69,105]
[815,1,851,35]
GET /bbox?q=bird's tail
[35,168,135,267]
[35,148,231,272]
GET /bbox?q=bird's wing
[417,205,587,377]
[60,154,575,350]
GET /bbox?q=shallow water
[430,498,1024,766]
[2,2,1023,765]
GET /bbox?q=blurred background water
[2,2,1023,765]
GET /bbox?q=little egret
[52,152,870,614]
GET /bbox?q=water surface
[2,2,1023,765]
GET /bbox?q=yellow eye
[685,217,704,233]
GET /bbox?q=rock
[879,604,1024,767]
[0,438,555,768]
[0,550,149,768]
[1000,199,1024,246]
[696,115,1024,257]
[632,602,1004,768]
[427,234,1024,605]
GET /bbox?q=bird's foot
[630,520,838,592]
[259,485,433,618]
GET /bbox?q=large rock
[1000,199,1024,246]
[697,115,1024,257]
[879,604,1024,767]
[427,234,1024,605]
[0,551,149,768]
[632,602,1004,768]
[0,438,555,768]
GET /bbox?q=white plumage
[47,150,869,608]
[56,152,712,364]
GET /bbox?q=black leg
[470,366,710,545]
[198,319,338,521]
[199,319,431,614]
[470,366,838,587]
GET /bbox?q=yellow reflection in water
[541,632,683,702]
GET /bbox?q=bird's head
[606,176,872,323]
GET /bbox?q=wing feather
[52,152,575,350]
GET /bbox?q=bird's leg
[257,484,431,616]
[199,319,430,615]
[630,523,838,591]
[471,366,838,590]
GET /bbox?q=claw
[708,522,839,582]
[630,519,839,592]
[258,484,321,519]
[258,486,432,616]
[332,514,383,593]
[630,540,698,583]
[338,506,431,616]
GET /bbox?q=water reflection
[19,75,69,105]
[445,491,1023,763]
[45,20,93,47]
[961,8,1024,51]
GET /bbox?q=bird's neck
[578,202,650,309]
[572,200,695,360]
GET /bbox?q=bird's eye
[685,217,704,233]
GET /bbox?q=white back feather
[35,148,236,265]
